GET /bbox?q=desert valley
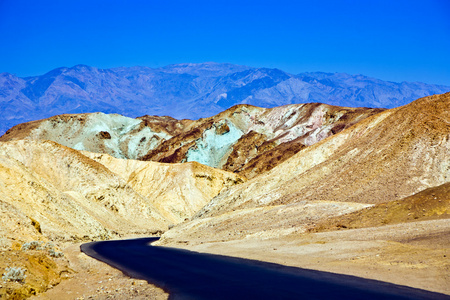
[0,75,448,298]
[2,0,450,297]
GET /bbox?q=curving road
[81,238,449,300]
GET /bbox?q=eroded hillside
[0,140,244,247]
[82,151,244,224]
[0,140,166,242]
[0,113,192,160]
[158,92,450,245]
[308,182,450,233]
[0,139,245,298]
[142,103,383,177]
[0,103,383,179]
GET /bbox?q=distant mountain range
[1,62,449,135]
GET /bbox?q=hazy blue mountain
[1,62,449,135]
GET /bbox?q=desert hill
[158,92,450,244]
[308,182,450,233]
[0,140,243,248]
[82,151,244,224]
[141,103,383,179]
[0,139,167,242]
[0,113,190,160]
[0,139,244,299]
[0,103,383,179]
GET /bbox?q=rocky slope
[1,62,449,135]
[308,182,450,233]
[0,103,383,179]
[82,151,244,224]
[0,113,192,160]
[0,140,166,243]
[0,140,243,248]
[158,92,450,244]
[142,103,384,177]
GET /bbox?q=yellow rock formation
[0,140,244,247]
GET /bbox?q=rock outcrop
[142,103,384,179]
[0,113,186,160]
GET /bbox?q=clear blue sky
[1,0,449,85]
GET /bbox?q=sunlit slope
[0,196,45,249]
[0,140,244,245]
[0,140,168,242]
[159,92,450,243]
[308,182,450,233]
[83,152,245,224]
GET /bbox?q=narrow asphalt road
[81,237,449,300]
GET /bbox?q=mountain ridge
[0,102,384,178]
[1,62,448,135]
